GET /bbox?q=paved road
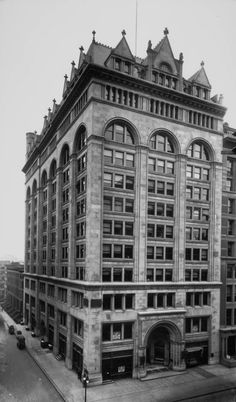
[0,315,62,402]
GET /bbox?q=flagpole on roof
[135,0,138,56]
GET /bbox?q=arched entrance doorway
[144,321,184,372]
[147,326,170,366]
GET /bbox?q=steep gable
[188,62,211,88]
[110,30,134,61]
[152,29,178,75]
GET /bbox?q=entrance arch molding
[143,319,183,347]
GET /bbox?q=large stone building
[0,261,8,306]
[22,29,226,384]
[220,123,236,366]
[5,262,24,322]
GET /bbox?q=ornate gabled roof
[85,31,112,65]
[109,30,135,61]
[143,28,179,75]
[188,61,211,88]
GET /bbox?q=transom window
[187,142,209,160]
[105,123,134,145]
[150,132,174,153]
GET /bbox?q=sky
[0,0,235,260]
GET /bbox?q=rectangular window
[115,198,123,212]
[103,244,112,258]
[147,246,154,259]
[125,199,134,213]
[126,153,134,167]
[157,160,165,173]
[104,196,112,211]
[126,176,134,190]
[115,151,124,166]
[104,173,112,187]
[148,179,155,193]
[156,224,164,238]
[166,161,174,174]
[157,203,165,216]
[166,182,174,196]
[186,165,193,178]
[194,167,201,179]
[115,174,123,188]
[125,222,133,236]
[157,181,165,195]
[193,228,200,240]
[156,247,164,260]
[125,245,133,259]
[104,149,113,164]
[148,158,156,172]
[166,204,174,217]
[103,220,112,235]
[148,202,155,215]
[114,245,122,258]
[114,221,123,235]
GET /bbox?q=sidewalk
[2,309,236,402]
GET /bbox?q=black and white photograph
[0,0,236,401]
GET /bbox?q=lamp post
[82,369,89,402]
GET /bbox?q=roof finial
[79,46,84,52]
[92,30,96,42]
[201,60,204,67]
[122,29,126,37]
[164,27,169,36]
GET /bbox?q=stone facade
[22,29,226,383]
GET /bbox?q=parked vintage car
[17,334,25,349]
[8,325,15,334]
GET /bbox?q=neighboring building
[0,261,9,306]
[22,29,226,384]
[5,262,24,322]
[220,123,236,366]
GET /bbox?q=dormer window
[124,62,131,74]
[196,86,200,97]
[115,58,121,71]
[152,72,158,83]
[203,89,208,99]
[160,62,172,74]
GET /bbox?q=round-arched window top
[41,170,47,187]
[105,122,135,145]
[60,144,70,167]
[187,141,210,161]
[150,132,175,153]
[74,126,86,153]
[49,159,57,179]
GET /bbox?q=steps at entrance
[141,365,187,381]
[147,366,169,374]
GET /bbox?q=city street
[0,314,62,402]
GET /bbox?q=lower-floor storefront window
[102,350,133,380]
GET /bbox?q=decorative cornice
[22,62,226,174]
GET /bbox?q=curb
[25,346,66,402]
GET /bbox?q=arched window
[159,62,172,74]
[26,187,31,200]
[187,141,209,161]
[150,132,174,153]
[105,122,135,145]
[50,160,57,179]
[74,126,86,153]
[41,170,47,187]
[32,180,37,195]
[60,144,70,167]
